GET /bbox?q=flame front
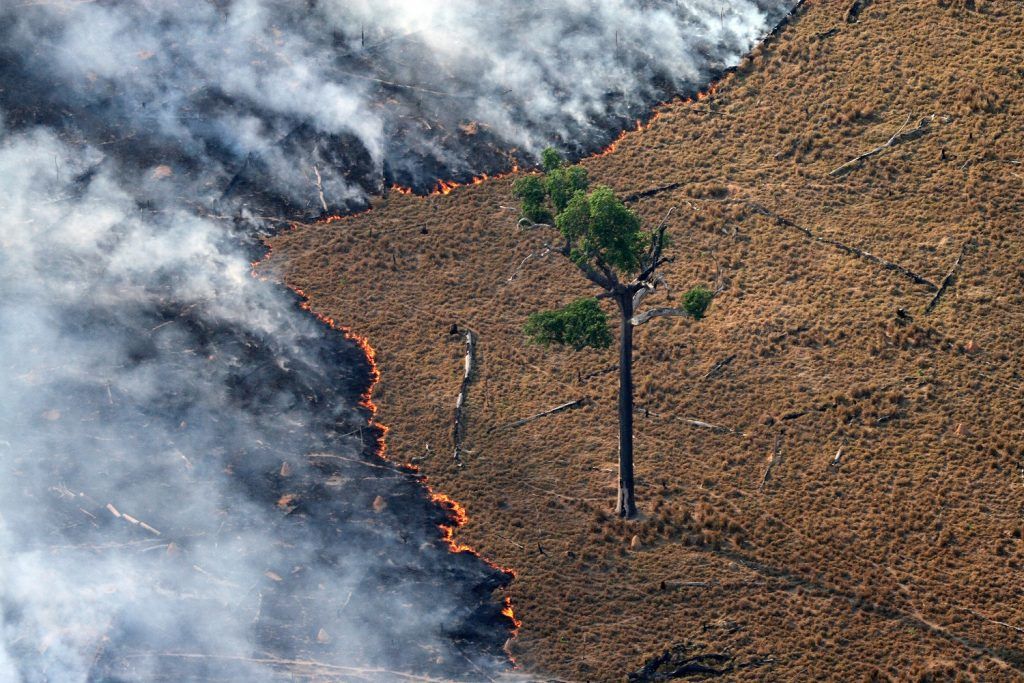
[501,596,522,629]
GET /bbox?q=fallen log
[924,240,973,314]
[745,202,938,290]
[829,114,935,178]
[702,354,736,380]
[759,433,783,491]
[105,502,161,535]
[492,399,585,432]
[623,182,682,203]
[451,330,476,464]
[684,418,740,435]
[966,609,1024,635]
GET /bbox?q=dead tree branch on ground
[745,202,939,290]
[451,330,476,464]
[924,240,974,314]
[491,399,586,432]
[829,114,936,177]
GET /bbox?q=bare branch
[518,217,553,231]
[506,246,553,283]
[632,274,668,309]
[638,207,676,281]
[630,306,693,326]
[312,165,328,213]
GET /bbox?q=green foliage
[516,148,650,281]
[512,174,545,204]
[512,175,552,223]
[556,187,644,273]
[541,146,564,172]
[682,286,714,320]
[545,164,589,213]
[524,297,612,351]
[555,190,590,245]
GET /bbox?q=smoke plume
[0,1,795,680]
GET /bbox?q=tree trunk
[615,294,637,518]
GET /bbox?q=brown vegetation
[265,1,1024,679]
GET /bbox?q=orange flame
[387,161,520,200]
[592,80,719,159]
[435,179,459,195]
[501,596,522,629]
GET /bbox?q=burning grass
[267,0,1024,679]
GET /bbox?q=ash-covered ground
[0,0,797,214]
[0,1,796,680]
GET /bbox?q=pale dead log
[120,513,162,536]
[924,240,973,314]
[759,433,783,490]
[638,407,744,436]
[684,419,739,435]
[307,451,394,471]
[312,165,328,213]
[829,114,935,177]
[451,330,476,463]
[492,399,585,431]
[123,652,461,682]
[830,446,844,468]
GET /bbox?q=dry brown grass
[265,1,1024,679]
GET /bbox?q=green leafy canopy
[513,147,590,221]
[557,186,645,273]
[524,297,612,351]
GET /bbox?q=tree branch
[593,255,620,291]
[578,261,614,291]
[630,306,693,326]
[638,207,676,281]
[632,274,668,309]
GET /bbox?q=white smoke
[0,1,797,680]
[0,129,505,681]
[1,0,796,208]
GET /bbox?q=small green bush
[682,286,714,320]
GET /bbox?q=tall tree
[514,149,713,518]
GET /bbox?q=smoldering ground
[0,1,795,681]
[0,128,512,681]
[0,0,797,212]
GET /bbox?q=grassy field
[265,1,1024,679]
